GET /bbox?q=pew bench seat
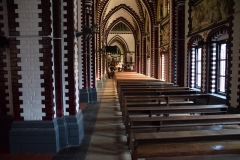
[127,104,228,117]
[130,128,240,160]
[129,114,240,130]
[126,114,239,146]
[124,104,228,131]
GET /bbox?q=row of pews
[114,72,240,160]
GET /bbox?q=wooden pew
[128,113,237,132]
[130,126,240,160]
[121,94,211,123]
[119,87,191,96]
[127,113,239,147]
[117,82,177,96]
[127,105,227,116]
[119,90,199,107]
[117,85,183,98]
[115,72,240,160]
[125,104,228,129]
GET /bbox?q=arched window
[190,45,202,89]
[209,37,228,95]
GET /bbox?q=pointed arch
[187,35,203,88]
[205,25,230,98]
[101,4,143,35]
[107,35,129,53]
[139,0,156,25]
[206,25,229,42]
[106,17,137,42]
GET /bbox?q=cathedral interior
[1,0,240,159]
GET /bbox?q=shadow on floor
[52,102,100,160]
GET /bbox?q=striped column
[88,1,97,101]
[39,0,55,120]
[201,45,206,93]
[53,0,63,117]
[0,0,11,116]
[79,0,92,103]
[62,0,79,115]
[8,0,60,154]
[0,0,14,149]
[209,43,217,93]
[62,0,83,146]
[7,0,22,121]
[230,0,239,109]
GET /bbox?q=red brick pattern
[81,1,88,89]
[63,0,78,115]
[52,0,63,117]
[39,0,55,120]
[6,0,23,121]
[0,0,9,116]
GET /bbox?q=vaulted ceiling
[95,0,156,50]
[96,0,144,31]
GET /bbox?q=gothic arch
[205,25,230,97]
[139,0,156,26]
[96,0,156,25]
[101,4,143,37]
[106,17,137,42]
[187,35,203,87]
[108,35,129,53]
[187,35,203,46]
[206,25,229,41]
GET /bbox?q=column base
[89,88,98,102]
[0,115,13,148]
[97,80,103,89]
[79,89,89,103]
[101,74,108,87]
[56,117,68,149]
[9,119,60,154]
[64,111,84,145]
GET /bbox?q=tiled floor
[84,79,131,160]
[52,78,131,160]
[0,144,54,160]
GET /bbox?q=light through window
[210,41,227,95]
[196,48,202,88]
[191,46,201,89]
[162,53,165,81]
[217,43,227,93]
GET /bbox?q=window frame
[190,45,202,90]
[215,41,228,95]
[161,53,165,81]
[195,47,202,89]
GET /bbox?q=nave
[1,78,240,160]
[53,78,240,160]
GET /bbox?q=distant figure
[107,66,111,79]
[111,70,114,79]
[110,65,114,72]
